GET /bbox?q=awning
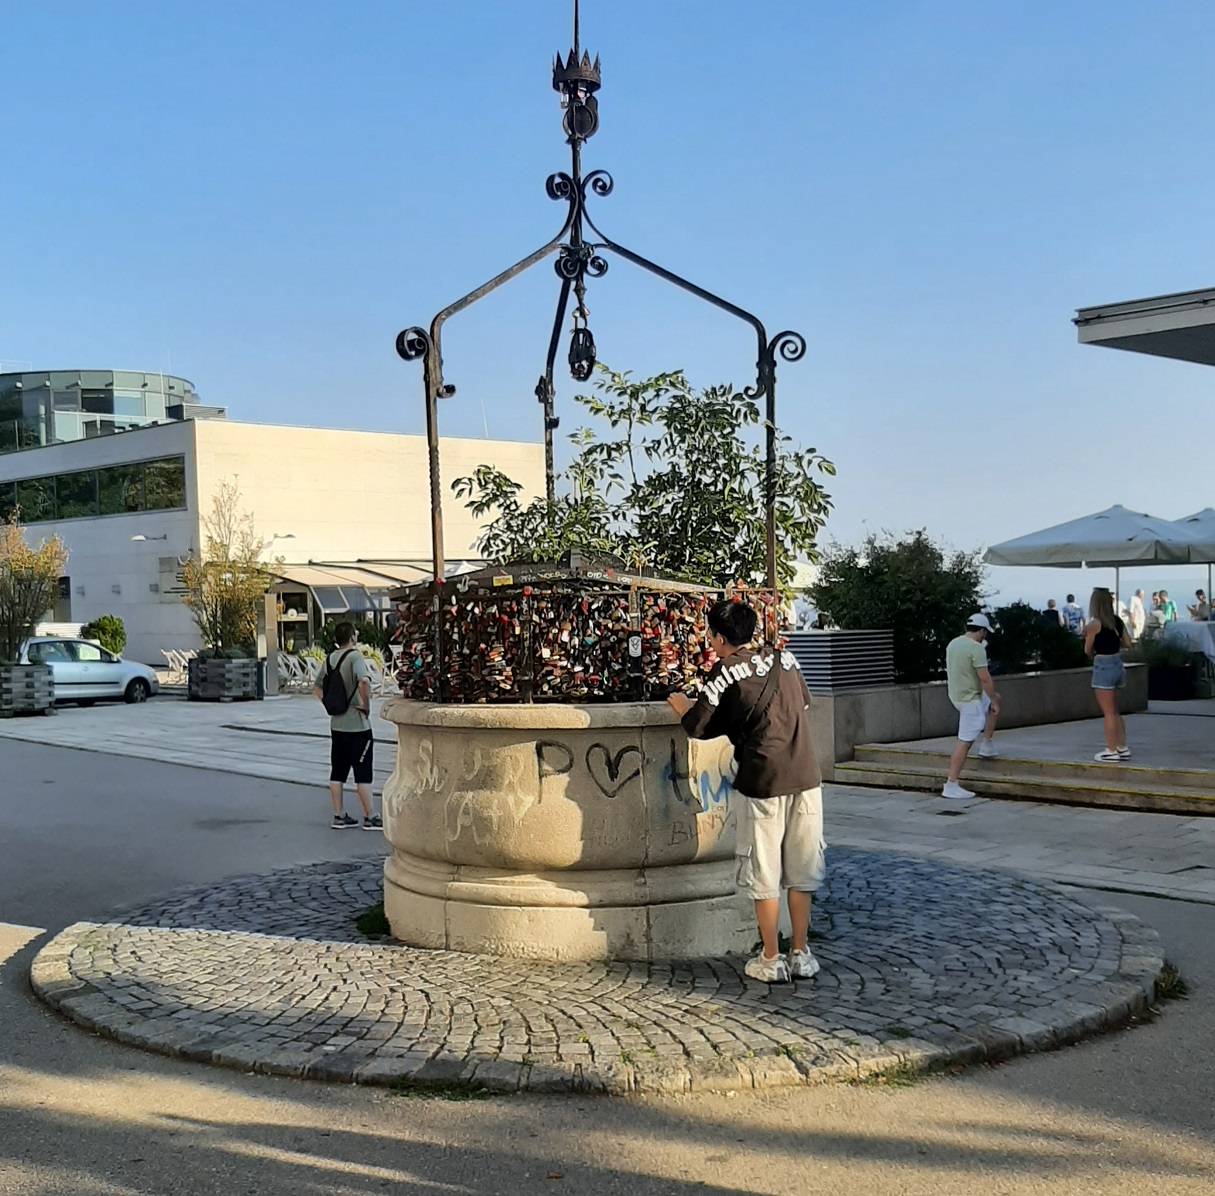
[1075,287,1215,367]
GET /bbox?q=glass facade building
[0,370,225,455]
[0,455,187,523]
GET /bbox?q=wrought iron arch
[398,0,804,592]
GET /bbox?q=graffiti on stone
[585,743,644,799]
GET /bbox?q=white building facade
[0,418,544,664]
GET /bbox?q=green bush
[1127,637,1193,669]
[80,614,126,656]
[986,602,1088,675]
[318,617,391,653]
[810,530,986,683]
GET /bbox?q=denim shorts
[1092,653,1126,691]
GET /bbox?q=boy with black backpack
[313,622,382,831]
[667,599,824,983]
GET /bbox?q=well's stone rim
[380,697,681,730]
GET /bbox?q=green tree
[453,367,835,591]
[0,514,68,663]
[810,530,986,683]
[180,480,274,656]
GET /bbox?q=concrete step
[853,743,1215,794]
[834,759,1215,816]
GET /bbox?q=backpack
[321,648,358,716]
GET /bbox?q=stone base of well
[379,699,755,962]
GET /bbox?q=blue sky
[4,0,1215,604]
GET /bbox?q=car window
[29,641,73,663]
[72,642,104,663]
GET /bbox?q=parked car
[21,637,159,705]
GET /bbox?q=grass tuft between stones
[390,1077,494,1101]
[355,901,390,939]
[1154,961,1188,1003]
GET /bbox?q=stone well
[379,699,753,961]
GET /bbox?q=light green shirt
[323,648,370,732]
[946,634,988,704]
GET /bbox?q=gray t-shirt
[322,648,370,732]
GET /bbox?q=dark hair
[707,599,757,648]
[333,621,356,646]
[1066,594,1075,603]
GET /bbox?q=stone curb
[29,864,1166,1096]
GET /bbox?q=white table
[1163,620,1215,661]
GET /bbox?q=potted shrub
[0,514,68,717]
[1135,637,1197,701]
[180,481,272,701]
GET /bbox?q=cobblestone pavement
[31,849,1162,1095]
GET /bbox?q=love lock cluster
[391,583,725,704]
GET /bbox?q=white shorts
[953,693,992,743]
[735,788,826,902]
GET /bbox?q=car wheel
[125,679,151,704]
[78,699,95,708]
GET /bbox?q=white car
[21,637,160,705]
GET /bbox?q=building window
[97,464,143,515]
[15,475,56,522]
[57,470,98,519]
[144,457,185,511]
[0,454,186,523]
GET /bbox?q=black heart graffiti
[585,743,643,799]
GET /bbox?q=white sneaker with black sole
[744,950,790,983]
[941,781,974,800]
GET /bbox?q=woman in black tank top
[1083,587,1132,763]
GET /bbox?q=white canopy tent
[985,504,1200,605]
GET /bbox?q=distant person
[668,599,824,985]
[1160,590,1179,623]
[942,614,1000,800]
[1128,589,1146,640]
[1062,594,1085,635]
[313,622,382,831]
[1041,599,1064,628]
[1189,589,1211,620]
[1084,588,1132,763]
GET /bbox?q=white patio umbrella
[1174,508,1215,609]
[985,504,1199,604]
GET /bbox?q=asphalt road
[3,737,1215,1195]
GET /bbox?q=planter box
[187,657,259,702]
[0,663,55,718]
[1148,665,1195,702]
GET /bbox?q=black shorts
[330,730,374,785]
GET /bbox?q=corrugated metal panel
[785,629,895,691]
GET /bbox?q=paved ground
[903,703,1215,771]
[5,739,1215,1193]
[32,852,1160,1093]
[5,693,1215,904]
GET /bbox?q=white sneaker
[744,950,790,983]
[1094,750,1121,762]
[976,740,999,759]
[788,948,820,980]
[941,781,974,800]
[1117,746,1132,759]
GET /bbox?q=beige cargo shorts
[735,788,827,901]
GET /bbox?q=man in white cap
[942,613,1001,800]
